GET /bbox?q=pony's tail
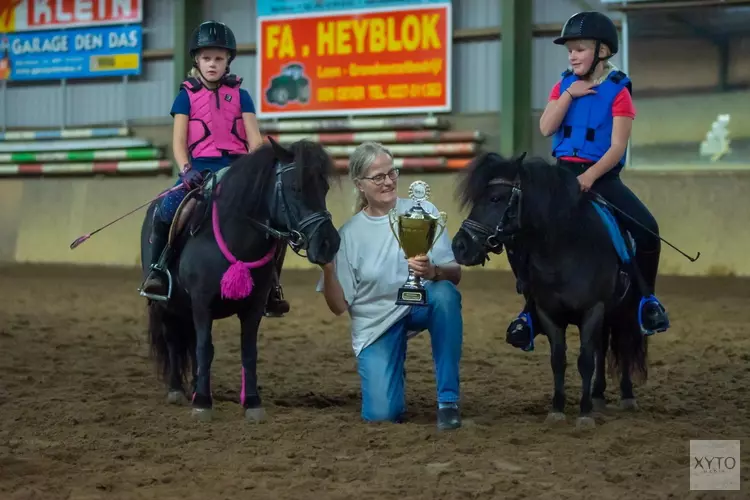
[147,303,194,389]
[607,311,649,385]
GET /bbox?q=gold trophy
[388,180,448,306]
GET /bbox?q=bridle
[246,160,332,258]
[459,177,523,256]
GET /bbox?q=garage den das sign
[256,0,452,118]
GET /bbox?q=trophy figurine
[388,180,448,306]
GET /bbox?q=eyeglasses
[360,168,399,186]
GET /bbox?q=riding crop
[69,184,183,250]
[591,191,701,262]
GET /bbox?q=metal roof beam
[603,0,750,12]
[665,13,722,42]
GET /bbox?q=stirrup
[507,312,535,352]
[138,265,173,302]
[264,286,289,317]
[138,245,174,302]
[638,295,670,336]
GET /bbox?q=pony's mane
[217,139,336,220]
[456,152,510,212]
[518,156,584,234]
[456,152,584,236]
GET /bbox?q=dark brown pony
[452,152,648,428]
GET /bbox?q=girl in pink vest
[142,20,290,317]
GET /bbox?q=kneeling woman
[317,142,464,431]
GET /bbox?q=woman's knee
[360,375,404,422]
[427,280,462,311]
[362,401,403,423]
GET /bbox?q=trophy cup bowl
[388,181,447,306]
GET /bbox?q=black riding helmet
[189,20,237,67]
[554,11,619,77]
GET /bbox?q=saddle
[167,167,231,246]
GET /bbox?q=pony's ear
[268,136,294,163]
[514,152,527,164]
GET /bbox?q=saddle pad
[590,200,632,264]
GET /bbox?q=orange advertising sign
[256,3,452,118]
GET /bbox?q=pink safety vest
[181,75,248,158]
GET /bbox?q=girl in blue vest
[141,20,290,316]
[505,11,670,351]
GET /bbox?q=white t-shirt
[316,198,457,357]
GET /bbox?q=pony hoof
[544,412,566,425]
[575,416,596,430]
[191,407,213,422]
[245,407,267,423]
[592,398,608,412]
[620,399,639,411]
[166,390,188,405]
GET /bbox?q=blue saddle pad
[590,201,633,264]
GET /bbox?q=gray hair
[348,141,394,214]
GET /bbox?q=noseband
[248,160,332,257]
[459,177,522,254]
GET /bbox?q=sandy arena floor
[0,264,748,500]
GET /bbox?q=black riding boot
[264,244,290,317]
[505,248,541,351]
[142,219,172,296]
[634,247,670,335]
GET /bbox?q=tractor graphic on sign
[265,63,311,107]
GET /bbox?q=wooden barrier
[0,127,172,178]
[260,115,484,173]
[0,114,483,177]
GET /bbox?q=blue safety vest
[552,69,632,172]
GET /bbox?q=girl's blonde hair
[347,141,394,214]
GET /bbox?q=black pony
[139,138,340,422]
[451,152,647,429]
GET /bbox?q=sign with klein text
[0,0,142,33]
[0,24,142,82]
[256,1,452,118]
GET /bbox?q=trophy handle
[388,208,401,247]
[429,211,448,252]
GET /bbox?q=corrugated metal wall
[454,0,622,113]
[1,0,617,128]
[203,0,259,93]
[3,0,175,129]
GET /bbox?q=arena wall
[2,0,748,279]
[0,165,747,278]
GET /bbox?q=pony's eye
[490,196,501,203]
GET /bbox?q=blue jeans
[157,155,241,223]
[356,280,463,422]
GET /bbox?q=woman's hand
[407,254,436,280]
[566,80,597,98]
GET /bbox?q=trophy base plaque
[396,286,427,306]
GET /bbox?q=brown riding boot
[264,245,290,317]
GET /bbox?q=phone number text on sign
[256,3,452,118]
